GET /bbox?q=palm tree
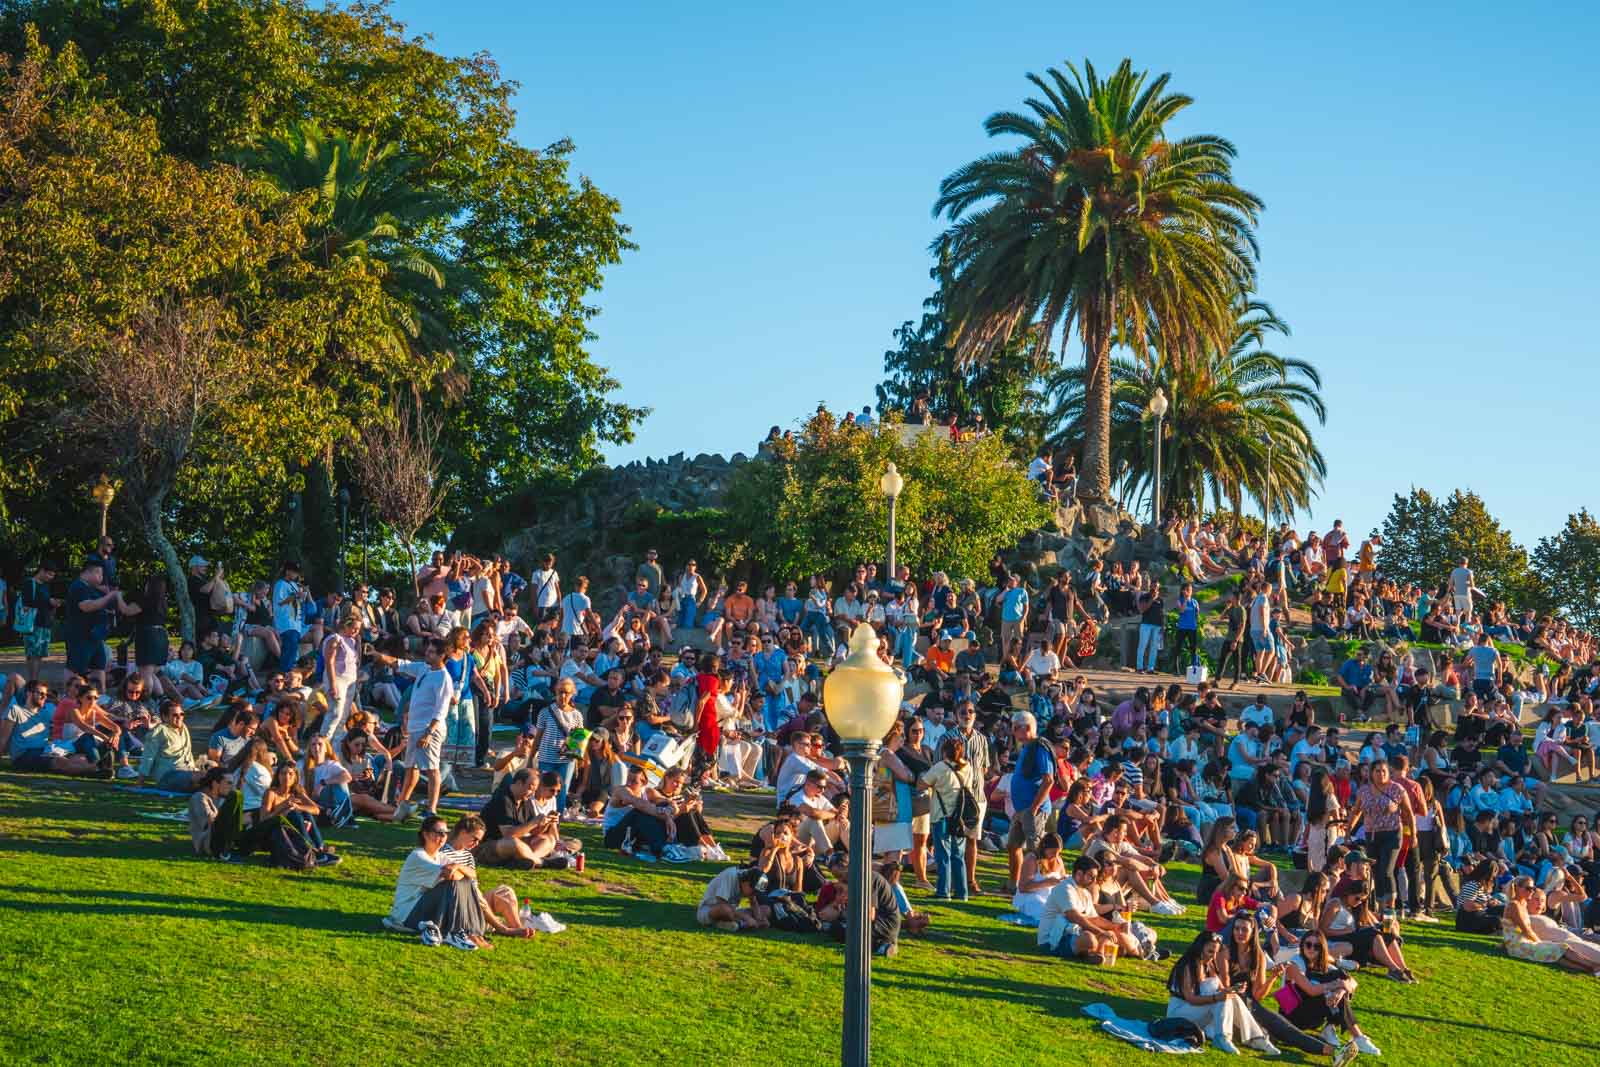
[934,60,1261,506]
[1045,300,1326,519]
[233,120,467,365]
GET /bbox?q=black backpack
[767,892,823,935]
[1148,1017,1206,1048]
[939,778,981,837]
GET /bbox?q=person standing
[64,559,124,692]
[998,575,1030,659]
[1135,582,1166,675]
[559,577,592,645]
[1005,711,1056,893]
[319,611,362,740]
[186,556,217,641]
[1448,557,1481,618]
[383,638,457,823]
[1215,588,1248,690]
[1172,582,1200,673]
[271,561,309,672]
[16,562,60,684]
[636,549,665,600]
[528,554,562,625]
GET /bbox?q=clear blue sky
[391,0,1596,548]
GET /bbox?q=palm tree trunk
[1077,317,1114,504]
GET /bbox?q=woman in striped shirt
[1454,859,1503,934]
[534,679,585,813]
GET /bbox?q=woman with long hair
[900,718,936,889]
[1319,879,1414,982]
[1304,768,1345,873]
[1501,876,1600,974]
[1223,908,1348,1060]
[337,730,396,821]
[132,575,168,697]
[922,735,978,901]
[258,763,340,867]
[1280,931,1379,1058]
[386,814,493,948]
[1164,930,1275,1055]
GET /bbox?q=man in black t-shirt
[1135,586,1165,675]
[476,768,554,869]
[588,668,629,729]
[186,556,218,640]
[865,864,902,955]
[1214,588,1248,689]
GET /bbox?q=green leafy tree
[877,273,1052,455]
[934,59,1261,505]
[725,413,1050,582]
[1532,510,1600,629]
[1045,300,1324,518]
[1375,489,1451,590]
[2,0,646,541]
[1376,488,1540,608]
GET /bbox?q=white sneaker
[417,920,442,947]
[1410,912,1439,924]
[1245,1037,1280,1056]
[1320,1025,1342,1049]
[1153,900,1185,916]
[115,765,139,780]
[1336,957,1360,971]
[1352,1035,1382,1056]
[1212,1034,1239,1055]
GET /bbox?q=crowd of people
[4,509,1600,1043]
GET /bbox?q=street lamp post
[822,623,905,1067]
[90,475,118,538]
[879,463,904,581]
[1146,388,1168,526]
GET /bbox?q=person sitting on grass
[1,680,96,778]
[1319,879,1414,983]
[1500,875,1600,975]
[335,731,397,821]
[1278,931,1378,1060]
[437,815,535,942]
[1221,908,1350,1062]
[135,699,203,793]
[602,763,672,862]
[1038,855,1120,964]
[1163,930,1278,1056]
[386,815,492,949]
[477,768,561,870]
[1083,815,1186,916]
[187,767,234,858]
[697,864,770,932]
[656,766,728,861]
[257,763,341,868]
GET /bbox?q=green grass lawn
[0,774,1592,1066]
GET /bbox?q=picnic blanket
[995,911,1040,928]
[1081,1004,1202,1054]
[114,786,190,799]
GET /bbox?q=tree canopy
[724,413,1050,582]
[0,0,643,598]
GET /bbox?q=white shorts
[695,902,719,926]
[406,728,444,772]
[1452,594,1473,614]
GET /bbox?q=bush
[1297,667,1329,686]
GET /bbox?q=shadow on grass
[1358,1005,1600,1053]
[0,883,391,938]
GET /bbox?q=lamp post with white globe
[1146,388,1167,526]
[824,623,905,1067]
[879,463,903,581]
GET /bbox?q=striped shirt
[536,704,583,765]
[440,846,477,873]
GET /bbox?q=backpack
[265,816,318,870]
[939,776,981,837]
[767,892,823,935]
[1148,1017,1205,1048]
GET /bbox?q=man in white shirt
[1022,645,1061,690]
[1038,856,1113,959]
[1240,695,1275,732]
[793,770,846,854]
[528,554,562,624]
[1449,557,1481,616]
[377,638,455,822]
[560,576,591,639]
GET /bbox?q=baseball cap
[188,555,208,568]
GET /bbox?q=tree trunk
[141,491,193,642]
[1076,317,1114,504]
[404,539,420,601]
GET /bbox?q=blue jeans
[932,816,967,900]
[1137,623,1162,671]
[803,613,834,655]
[893,625,917,667]
[277,629,301,672]
[677,599,696,630]
[539,758,576,812]
[318,783,355,828]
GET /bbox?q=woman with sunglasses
[1164,930,1276,1055]
[1280,931,1380,1058]
[1222,909,1355,1062]
[1319,879,1415,983]
[1501,876,1600,975]
[386,815,493,948]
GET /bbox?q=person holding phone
[1223,909,1349,1061]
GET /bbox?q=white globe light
[879,462,904,501]
[1148,388,1168,418]
[822,623,904,742]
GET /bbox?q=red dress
[695,672,721,757]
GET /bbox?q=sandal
[1385,968,1408,983]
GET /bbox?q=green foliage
[1531,509,1600,629]
[724,414,1049,582]
[934,59,1262,502]
[1045,300,1326,519]
[876,270,1052,456]
[1376,488,1540,608]
[0,0,644,573]
[1297,667,1329,686]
